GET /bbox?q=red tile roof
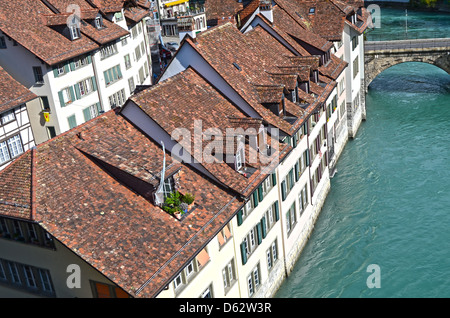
[0,66,38,114]
[183,23,318,136]
[0,109,244,298]
[0,0,134,65]
[127,67,290,198]
[205,0,243,26]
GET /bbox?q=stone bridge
[364,38,450,91]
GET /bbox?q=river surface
[275,8,450,298]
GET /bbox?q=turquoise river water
[275,8,450,298]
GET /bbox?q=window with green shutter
[258,185,263,203]
[240,242,248,265]
[256,223,262,245]
[67,115,77,129]
[237,209,243,226]
[274,201,279,221]
[281,180,286,201]
[271,172,277,185]
[261,216,267,239]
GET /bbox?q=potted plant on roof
[181,192,195,210]
[162,191,184,219]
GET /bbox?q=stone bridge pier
[364,38,450,92]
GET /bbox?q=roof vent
[233,62,241,71]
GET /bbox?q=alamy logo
[366,4,381,29]
[66,264,81,289]
[366,264,381,289]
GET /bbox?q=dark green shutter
[271,172,277,186]
[274,201,279,221]
[91,77,97,91]
[261,216,267,239]
[96,102,102,114]
[293,134,297,148]
[83,107,92,122]
[70,61,76,71]
[68,86,75,102]
[252,191,258,208]
[240,242,247,265]
[68,115,77,129]
[63,63,70,74]
[237,209,243,226]
[87,55,92,64]
[74,84,81,100]
[306,149,310,166]
[58,91,65,107]
[281,180,286,201]
[258,185,263,202]
[53,67,59,78]
[295,162,300,182]
[256,224,262,245]
[104,70,109,85]
[116,65,122,78]
[112,66,118,80]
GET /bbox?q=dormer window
[95,16,104,29]
[69,25,80,40]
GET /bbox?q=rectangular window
[351,36,358,51]
[76,78,95,98]
[115,12,124,22]
[353,56,359,79]
[267,239,278,271]
[6,135,24,158]
[121,36,128,46]
[0,36,6,49]
[100,42,118,59]
[0,262,6,281]
[69,26,81,40]
[83,103,102,122]
[33,66,44,84]
[124,54,132,69]
[58,87,75,107]
[38,269,54,292]
[299,184,309,214]
[135,45,142,61]
[286,203,296,234]
[108,89,126,108]
[47,127,57,139]
[7,261,21,284]
[1,110,15,125]
[247,264,261,297]
[173,272,183,290]
[0,141,11,164]
[104,65,122,86]
[128,77,135,94]
[23,265,37,288]
[222,259,236,291]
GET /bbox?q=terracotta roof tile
[0,110,244,298]
[0,66,38,114]
[0,0,134,65]
[128,67,289,197]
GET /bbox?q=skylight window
[309,7,315,14]
[233,62,242,71]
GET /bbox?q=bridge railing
[365,38,450,51]
[365,31,448,42]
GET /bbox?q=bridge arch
[364,39,450,91]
